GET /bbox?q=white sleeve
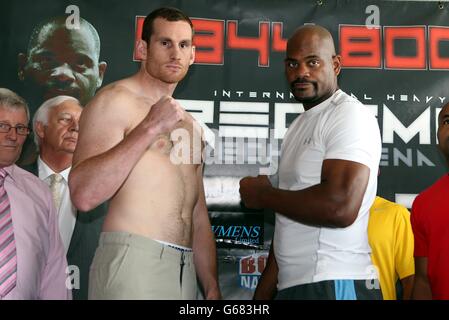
[323,102,381,169]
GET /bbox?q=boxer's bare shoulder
[86,80,146,114]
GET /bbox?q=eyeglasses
[0,122,30,136]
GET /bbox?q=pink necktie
[0,168,17,298]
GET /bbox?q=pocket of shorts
[101,244,130,290]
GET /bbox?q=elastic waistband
[154,239,193,252]
[98,232,193,257]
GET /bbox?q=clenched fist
[146,96,185,134]
[239,175,272,210]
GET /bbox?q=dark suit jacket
[22,161,107,300]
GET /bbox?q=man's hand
[239,175,272,209]
[145,95,185,134]
[205,288,222,300]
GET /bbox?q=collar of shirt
[302,89,343,117]
[2,164,17,182]
[37,156,70,182]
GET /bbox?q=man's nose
[50,63,76,82]
[69,119,80,132]
[170,45,182,60]
[297,63,310,78]
[6,128,18,141]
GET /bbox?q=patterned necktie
[48,173,63,211]
[0,168,17,297]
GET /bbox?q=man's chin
[163,77,184,84]
[44,90,80,101]
[161,71,188,84]
[61,147,76,154]
[293,95,318,104]
[439,144,449,160]
[58,142,76,154]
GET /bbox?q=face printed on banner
[438,103,449,162]
[18,18,107,115]
[142,17,195,84]
[36,99,82,155]
[285,26,341,110]
[0,106,29,167]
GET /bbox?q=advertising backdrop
[1,0,448,299]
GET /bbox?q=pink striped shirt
[0,165,71,300]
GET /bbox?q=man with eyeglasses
[0,88,70,300]
[0,123,30,136]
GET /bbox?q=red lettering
[257,255,267,273]
[340,25,381,68]
[133,16,145,61]
[385,26,426,69]
[133,17,443,70]
[429,26,449,70]
[227,21,270,67]
[272,22,287,52]
[192,18,225,64]
[240,257,256,274]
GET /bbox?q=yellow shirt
[368,196,415,300]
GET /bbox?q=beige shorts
[88,232,197,300]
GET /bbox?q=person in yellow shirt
[368,196,415,300]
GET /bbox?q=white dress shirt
[38,156,77,254]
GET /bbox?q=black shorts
[275,279,383,300]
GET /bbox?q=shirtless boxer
[68,7,220,300]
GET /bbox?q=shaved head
[287,25,337,57]
[27,16,101,59]
[18,15,107,114]
[285,24,341,109]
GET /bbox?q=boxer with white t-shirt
[242,25,382,300]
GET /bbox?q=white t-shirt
[274,89,381,290]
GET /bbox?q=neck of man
[302,86,339,111]
[40,149,73,173]
[136,65,177,99]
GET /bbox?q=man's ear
[35,121,45,141]
[17,53,27,81]
[333,54,342,76]
[135,39,148,61]
[189,46,196,66]
[96,61,108,88]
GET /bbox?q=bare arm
[412,257,432,299]
[400,275,415,300]
[253,243,278,300]
[394,206,415,300]
[69,90,184,211]
[240,159,370,228]
[192,164,221,299]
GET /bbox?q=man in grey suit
[23,95,106,300]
